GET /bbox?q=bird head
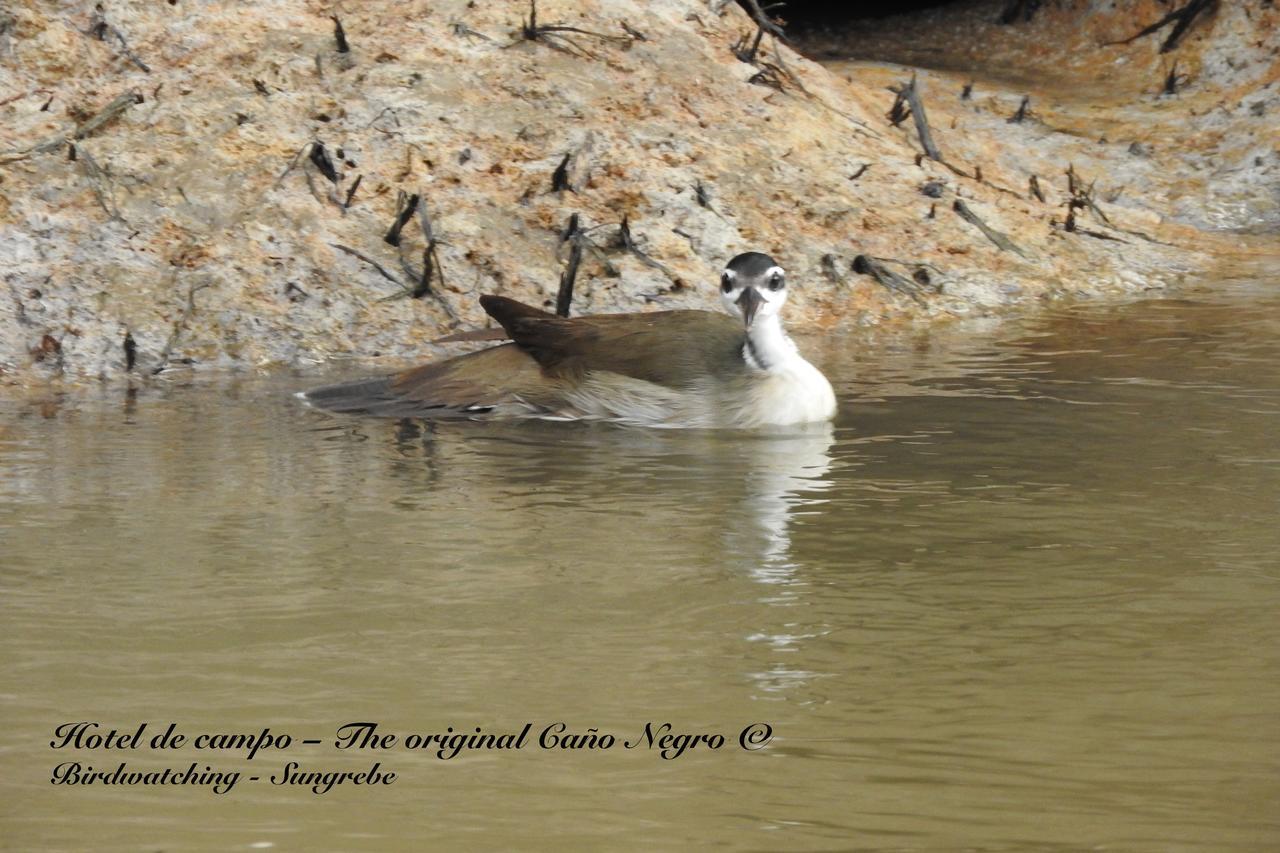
[719,252,787,329]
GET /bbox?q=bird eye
[721,272,733,293]
[768,272,785,291]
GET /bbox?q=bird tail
[297,376,403,415]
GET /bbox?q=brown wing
[303,343,568,417]
[302,297,745,418]
[479,295,745,389]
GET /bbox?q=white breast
[739,358,837,427]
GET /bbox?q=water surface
[2,284,1279,851]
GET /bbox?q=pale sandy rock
[0,0,1275,387]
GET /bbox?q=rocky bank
[0,0,1276,386]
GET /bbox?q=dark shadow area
[781,0,970,29]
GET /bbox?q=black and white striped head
[719,252,787,329]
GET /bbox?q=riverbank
[2,0,1275,387]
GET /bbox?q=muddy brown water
[2,283,1278,851]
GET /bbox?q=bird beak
[736,287,764,329]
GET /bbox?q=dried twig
[87,4,150,72]
[557,214,583,317]
[1106,0,1218,53]
[411,196,447,302]
[616,215,672,274]
[331,243,405,290]
[519,0,632,57]
[1066,164,1111,225]
[79,147,124,221]
[275,141,342,203]
[619,20,647,41]
[734,0,786,40]
[953,200,1027,256]
[343,174,363,209]
[1029,174,1046,202]
[76,92,144,139]
[551,152,573,192]
[1,91,142,163]
[1009,95,1031,123]
[452,21,493,42]
[308,142,338,184]
[1162,59,1189,95]
[733,26,766,64]
[383,191,420,246]
[561,217,618,277]
[330,15,350,53]
[852,255,928,305]
[153,272,212,375]
[123,331,137,372]
[889,76,943,162]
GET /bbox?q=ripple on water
[2,283,1279,850]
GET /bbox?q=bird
[300,251,836,428]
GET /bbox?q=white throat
[743,313,800,373]
[733,312,837,426]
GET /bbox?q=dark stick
[953,200,1026,256]
[411,196,446,301]
[1009,95,1030,123]
[1106,0,1217,53]
[343,174,362,209]
[86,6,151,73]
[852,255,927,305]
[1030,174,1046,202]
[383,192,419,246]
[887,87,910,127]
[331,16,350,53]
[308,142,338,184]
[747,65,786,91]
[123,331,137,371]
[551,152,572,192]
[331,243,404,288]
[556,215,582,317]
[820,254,844,283]
[734,0,786,40]
[620,20,647,41]
[1065,165,1113,226]
[520,0,633,56]
[617,214,634,250]
[695,180,712,209]
[414,247,435,299]
[74,92,143,141]
[1157,0,1216,52]
[415,194,437,245]
[452,22,493,42]
[151,277,211,376]
[894,76,942,161]
[617,215,671,273]
[734,26,765,63]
